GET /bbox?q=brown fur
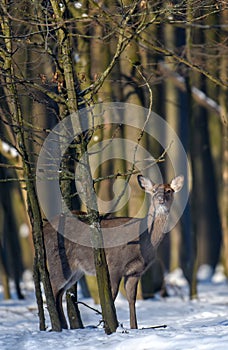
[44,175,184,329]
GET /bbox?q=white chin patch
[156,205,169,215]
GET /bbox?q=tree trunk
[181,0,197,298]
[66,284,84,329]
[188,14,222,270]
[0,1,61,330]
[50,0,118,334]
[218,7,228,277]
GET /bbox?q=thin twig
[93,141,173,184]
[107,62,154,214]
[141,324,167,330]
[139,38,228,89]
[75,301,102,315]
[0,163,23,170]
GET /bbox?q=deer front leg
[110,274,121,301]
[124,276,139,329]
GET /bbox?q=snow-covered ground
[1,266,228,350]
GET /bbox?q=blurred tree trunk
[220,103,228,276]
[163,22,182,273]
[119,13,145,299]
[90,0,115,211]
[0,185,11,299]
[139,20,168,298]
[161,15,197,298]
[0,149,24,300]
[179,0,197,298]
[189,84,222,269]
[188,15,222,270]
[0,157,24,299]
[0,243,11,299]
[219,8,228,276]
[120,20,146,221]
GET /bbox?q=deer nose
[158,196,165,204]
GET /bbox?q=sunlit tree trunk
[139,20,167,298]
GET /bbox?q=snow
[1,266,228,350]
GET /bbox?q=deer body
[44,175,184,329]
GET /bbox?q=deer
[43,174,184,329]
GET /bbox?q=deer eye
[166,189,172,194]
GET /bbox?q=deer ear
[137,175,154,193]
[170,175,184,193]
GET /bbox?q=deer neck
[147,203,169,248]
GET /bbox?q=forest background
[0,0,227,334]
